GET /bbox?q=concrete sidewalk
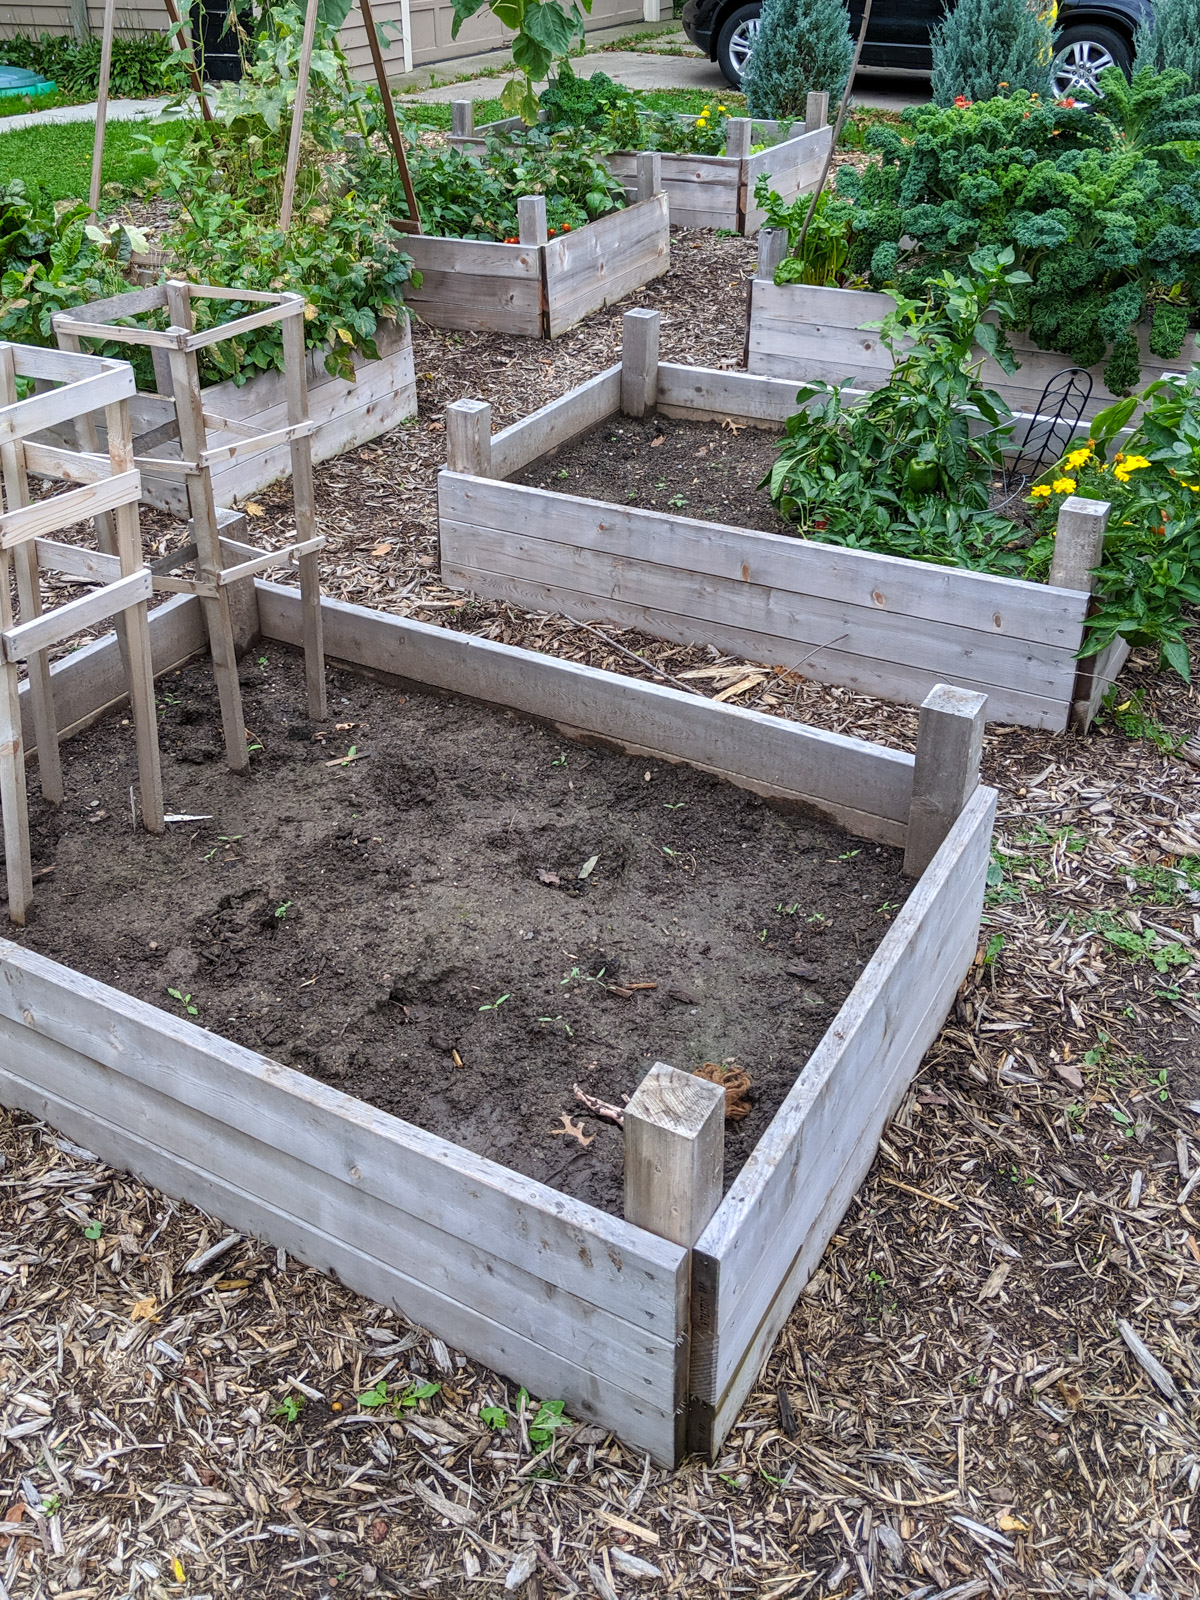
[0,92,206,135]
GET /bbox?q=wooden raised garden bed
[437,309,1130,732]
[448,98,833,236]
[403,170,669,339]
[0,575,995,1465]
[745,247,1191,420]
[118,314,417,515]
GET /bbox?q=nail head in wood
[517,194,548,247]
[624,1062,725,1248]
[756,227,788,282]
[636,151,662,201]
[805,90,830,132]
[621,308,659,419]
[903,683,988,878]
[451,99,474,137]
[724,117,752,160]
[1049,495,1110,595]
[445,399,493,477]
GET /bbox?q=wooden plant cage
[0,340,164,924]
[449,97,834,236]
[53,281,329,769]
[402,160,670,339]
[0,566,996,1462]
[436,309,1131,733]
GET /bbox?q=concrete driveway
[406,29,928,111]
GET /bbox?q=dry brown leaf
[550,1113,594,1147]
[128,1295,158,1323]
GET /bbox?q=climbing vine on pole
[450,0,592,121]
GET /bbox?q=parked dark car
[682,0,1153,99]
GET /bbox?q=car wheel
[1050,23,1133,98]
[716,2,761,88]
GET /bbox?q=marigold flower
[1183,480,1200,492]
[1064,446,1091,469]
[1030,484,1053,498]
[953,95,971,107]
[1051,477,1076,493]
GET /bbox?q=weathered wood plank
[0,1012,684,1463]
[490,369,621,480]
[1,567,152,662]
[746,281,1195,419]
[544,196,670,339]
[255,581,917,834]
[0,941,687,1338]
[689,785,996,1451]
[443,551,1072,736]
[438,512,1082,704]
[1072,634,1131,730]
[437,471,1089,650]
[18,593,207,753]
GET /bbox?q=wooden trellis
[54,283,328,773]
[0,342,165,924]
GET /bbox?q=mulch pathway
[3,227,1200,1600]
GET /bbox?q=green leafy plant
[450,0,592,123]
[0,31,176,99]
[83,1218,103,1241]
[167,987,199,1016]
[831,71,1200,390]
[274,1394,306,1422]
[357,1378,442,1412]
[741,0,855,120]
[481,1403,509,1429]
[517,1387,571,1448]
[755,176,857,286]
[1024,369,1200,678]
[764,248,1029,570]
[930,0,1053,104]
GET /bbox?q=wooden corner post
[636,151,663,202]
[445,400,493,477]
[805,90,830,132]
[903,683,988,878]
[624,1062,725,1250]
[1050,495,1109,594]
[517,195,548,247]
[725,118,752,161]
[451,100,475,137]
[621,309,659,420]
[756,228,788,282]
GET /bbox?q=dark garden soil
[12,647,911,1216]
[513,410,795,535]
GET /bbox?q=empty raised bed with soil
[437,310,1130,731]
[0,581,995,1462]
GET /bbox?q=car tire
[1051,23,1133,98]
[716,2,761,88]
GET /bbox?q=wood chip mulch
[4,229,1200,1600]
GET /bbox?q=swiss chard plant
[764,248,1029,571]
[812,68,1200,391]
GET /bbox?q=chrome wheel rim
[728,16,759,77]
[1051,38,1116,97]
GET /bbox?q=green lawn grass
[400,85,747,131]
[0,117,188,202]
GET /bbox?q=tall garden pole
[162,0,215,123]
[792,0,874,258]
[279,0,322,232]
[88,0,118,220]
[358,0,422,232]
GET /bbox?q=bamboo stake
[358,0,421,232]
[88,0,118,221]
[162,0,214,123]
[792,0,874,260]
[279,0,322,233]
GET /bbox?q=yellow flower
[1030,484,1053,498]
[1113,455,1150,482]
[1051,477,1076,493]
[717,103,727,111]
[1064,446,1091,469]
[1183,480,1200,491]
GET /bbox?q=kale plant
[763,249,1029,571]
[831,71,1200,390]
